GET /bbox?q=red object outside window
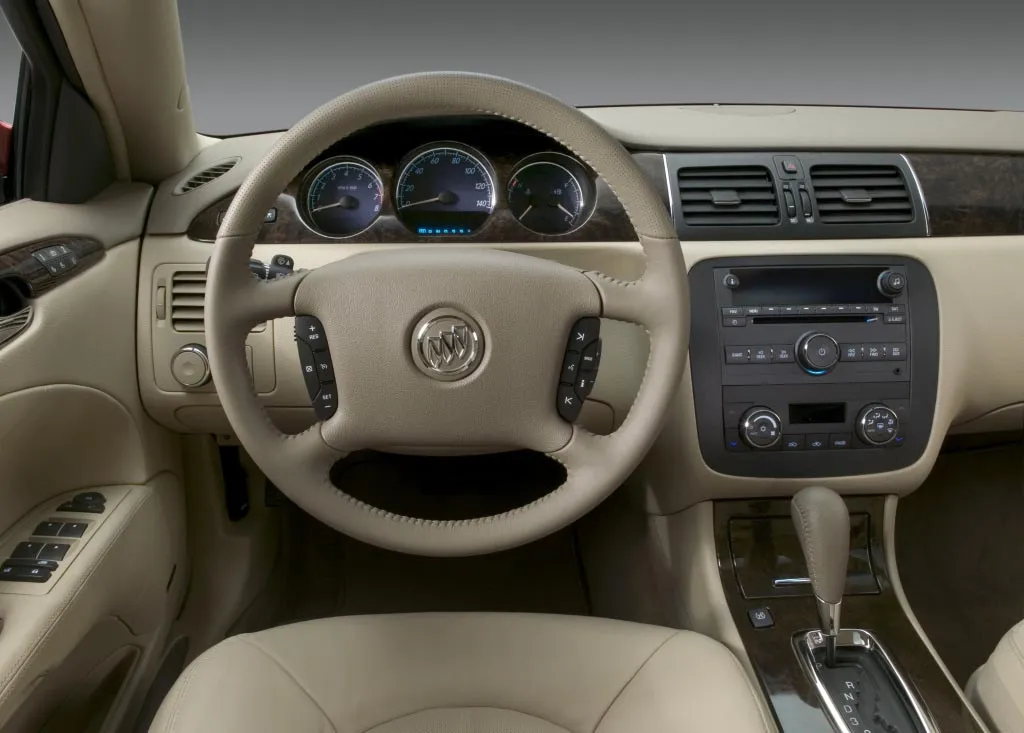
[0,121,11,177]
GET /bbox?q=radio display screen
[728,267,889,306]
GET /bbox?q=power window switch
[33,522,64,537]
[57,522,88,538]
[11,542,44,559]
[39,543,71,562]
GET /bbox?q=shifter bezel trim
[793,628,939,733]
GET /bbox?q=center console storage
[689,256,939,477]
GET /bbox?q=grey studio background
[1,0,1022,134]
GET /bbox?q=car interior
[0,1,1022,732]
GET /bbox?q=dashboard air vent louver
[170,271,207,332]
[173,157,240,195]
[809,164,913,224]
[677,165,780,226]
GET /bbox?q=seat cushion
[968,619,1024,733]
[150,612,772,732]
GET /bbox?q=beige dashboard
[137,109,1024,510]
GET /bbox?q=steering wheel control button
[171,344,211,388]
[296,339,321,397]
[313,383,338,420]
[296,316,328,352]
[739,407,782,450]
[857,404,900,446]
[796,332,840,374]
[556,384,583,422]
[32,522,64,537]
[557,319,603,422]
[411,309,485,382]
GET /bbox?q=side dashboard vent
[810,164,913,224]
[677,165,780,226]
[173,157,240,195]
[170,271,206,332]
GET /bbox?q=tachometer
[508,152,595,235]
[300,156,384,237]
[394,143,495,236]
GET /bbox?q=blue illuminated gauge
[300,156,384,238]
[508,152,596,235]
[394,143,496,236]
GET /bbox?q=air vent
[677,166,780,226]
[810,165,913,224]
[173,158,240,195]
[170,271,207,332]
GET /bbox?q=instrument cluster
[296,141,598,239]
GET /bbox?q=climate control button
[856,404,900,446]
[739,407,783,450]
[796,332,840,374]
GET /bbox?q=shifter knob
[791,486,850,665]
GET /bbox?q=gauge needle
[311,201,346,213]
[312,195,358,213]
[517,204,533,221]
[556,203,576,219]
[400,196,441,209]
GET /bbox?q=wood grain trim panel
[0,237,104,297]
[715,497,983,732]
[906,153,1024,237]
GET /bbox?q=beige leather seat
[968,619,1024,733]
[150,612,772,732]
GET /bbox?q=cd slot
[752,315,875,325]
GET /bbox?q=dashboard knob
[796,332,840,375]
[856,404,900,446]
[740,407,783,450]
[877,270,906,297]
[171,343,211,388]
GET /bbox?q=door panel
[0,183,187,732]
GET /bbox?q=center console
[689,256,939,477]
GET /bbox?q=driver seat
[149,612,772,732]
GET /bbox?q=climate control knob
[796,332,840,375]
[171,343,211,388]
[856,404,900,446]
[740,407,783,450]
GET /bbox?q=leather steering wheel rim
[206,72,689,557]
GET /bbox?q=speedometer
[394,143,496,236]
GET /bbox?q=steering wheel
[206,72,689,557]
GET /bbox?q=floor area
[896,437,1024,685]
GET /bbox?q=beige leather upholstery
[150,613,772,732]
[968,619,1024,733]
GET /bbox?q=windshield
[179,0,1024,135]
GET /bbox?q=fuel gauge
[507,153,595,235]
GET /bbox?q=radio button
[725,347,750,364]
[888,304,905,314]
[865,344,885,360]
[797,332,840,374]
[852,304,866,313]
[782,306,798,315]
[842,344,863,362]
[866,304,884,314]
[771,345,794,363]
[722,307,743,317]
[886,343,908,360]
[723,315,746,328]
[763,305,779,315]
[885,313,907,324]
[751,346,772,364]
[744,306,763,316]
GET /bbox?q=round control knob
[723,273,740,289]
[856,404,900,446]
[171,343,211,388]
[796,332,840,375]
[740,407,783,450]
[877,270,906,297]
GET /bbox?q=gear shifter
[791,486,850,667]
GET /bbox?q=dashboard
[186,117,637,245]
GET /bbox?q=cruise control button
[296,315,328,352]
[771,345,794,363]
[579,339,602,371]
[314,351,335,383]
[313,382,338,420]
[569,318,600,350]
[557,383,583,422]
[725,347,750,364]
[296,339,320,398]
[560,351,582,382]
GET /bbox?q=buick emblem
[411,309,484,381]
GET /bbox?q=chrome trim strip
[900,153,931,236]
[793,628,940,733]
[772,576,812,587]
[661,153,679,229]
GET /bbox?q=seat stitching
[239,636,339,733]
[591,631,679,733]
[361,705,571,733]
